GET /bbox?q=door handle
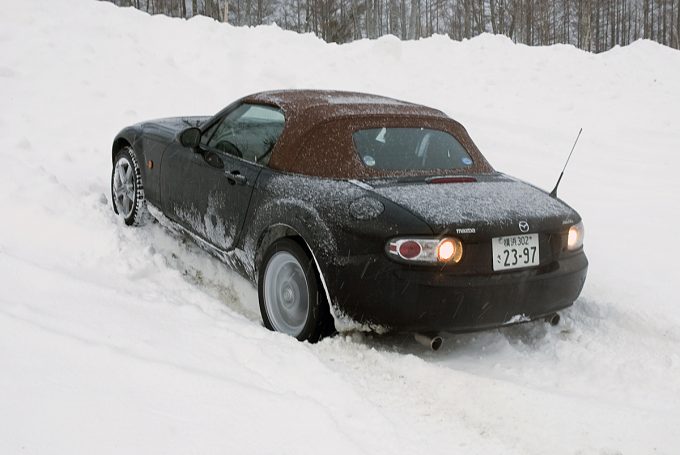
[226,170,247,185]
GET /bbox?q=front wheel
[258,239,334,342]
[111,146,149,226]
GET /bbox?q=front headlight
[567,221,585,251]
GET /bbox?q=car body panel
[160,142,261,251]
[372,173,580,236]
[324,250,587,331]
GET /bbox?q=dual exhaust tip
[414,313,561,351]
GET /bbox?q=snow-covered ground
[2,0,680,453]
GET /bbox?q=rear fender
[249,199,337,276]
[252,219,341,329]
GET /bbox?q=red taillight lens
[398,240,422,259]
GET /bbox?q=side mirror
[179,127,202,148]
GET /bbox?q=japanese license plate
[492,233,540,271]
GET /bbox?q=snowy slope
[1,0,680,453]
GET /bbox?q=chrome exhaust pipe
[545,313,560,326]
[414,333,443,351]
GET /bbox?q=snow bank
[1,0,679,453]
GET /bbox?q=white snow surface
[1,0,680,453]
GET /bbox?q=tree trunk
[677,0,680,47]
[663,0,668,44]
[526,0,533,45]
[670,0,675,47]
[463,0,470,37]
[488,0,496,33]
[408,0,418,38]
[595,1,600,51]
[507,0,516,41]
[643,0,649,38]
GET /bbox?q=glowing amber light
[567,222,584,250]
[437,238,463,263]
[568,228,578,247]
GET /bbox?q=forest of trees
[106,0,680,51]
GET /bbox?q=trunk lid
[372,173,579,238]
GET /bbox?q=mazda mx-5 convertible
[110,90,588,346]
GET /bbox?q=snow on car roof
[239,90,493,179]
[243,89,445,118]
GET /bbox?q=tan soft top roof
[239,90,493,179]
[243,90,448,120]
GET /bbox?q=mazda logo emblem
[518,221,529,233]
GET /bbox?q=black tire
[111,146,149,226]
[258,238,334,342]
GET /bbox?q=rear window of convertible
[352,127,474,171]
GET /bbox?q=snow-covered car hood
[372,174,578,235]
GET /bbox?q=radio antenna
[550,128,582,199]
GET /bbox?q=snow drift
[1,0,680,453]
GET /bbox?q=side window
[206,104,285,165]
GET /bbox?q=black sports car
[111,90,588,347]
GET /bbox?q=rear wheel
[111,146,149,226]
[258,239,334,342]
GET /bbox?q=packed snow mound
[1,0,680,454]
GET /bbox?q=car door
[160,103,285,251]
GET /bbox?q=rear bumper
[325,251,588,333]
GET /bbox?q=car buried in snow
[110,90,588,347]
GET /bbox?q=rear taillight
[567,221,585,251]
[399,240,422,259]
[386,237,463,264]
